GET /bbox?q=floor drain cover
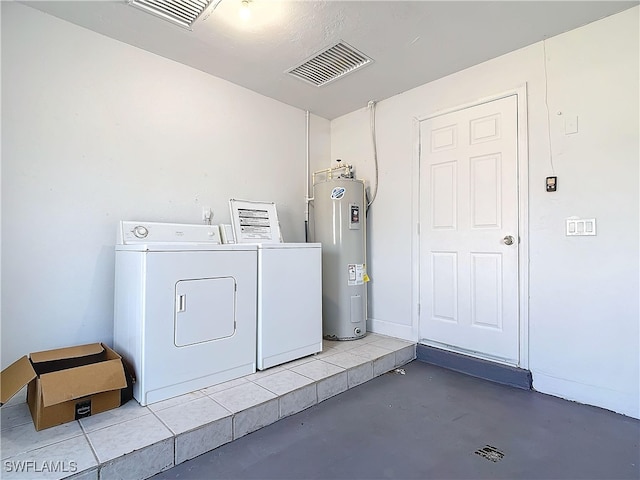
[474,445,505,462]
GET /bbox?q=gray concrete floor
[155,360,640,479]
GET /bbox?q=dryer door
[174,277,236,347]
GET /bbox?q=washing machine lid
[229,199,283,244]
[115,243,257,252]
[257,242,321,249]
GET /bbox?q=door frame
[410,85,530,369]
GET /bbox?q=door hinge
[417,303,421,315]
[417,223,420,235]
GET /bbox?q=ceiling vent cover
[287,41,373,87]
[129,0,221,30]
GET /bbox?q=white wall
[2,2,637,419]
[0,3,330,368]
[331,7,639,418]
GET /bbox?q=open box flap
[1,356,36,405]
[30,343,104,364]
[40,359,126,407]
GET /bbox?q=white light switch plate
[564,115,578,135]
[566,218,596,236]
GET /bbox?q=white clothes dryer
[113,221,257,406]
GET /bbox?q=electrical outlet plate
[566,218,596,236]
[546,176,557,192]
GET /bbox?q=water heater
[313,167,367,340]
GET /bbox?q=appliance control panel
[118,221,222,244]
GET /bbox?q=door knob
[503,235,515,245]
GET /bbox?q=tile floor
[0,334,415,480]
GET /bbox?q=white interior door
[419,95,519,364]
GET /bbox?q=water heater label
[330,187,346,200]
[349,204,360,230]
[348,264,365,286]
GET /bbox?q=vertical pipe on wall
[305,110,311,241]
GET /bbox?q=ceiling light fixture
[239,0,251,21]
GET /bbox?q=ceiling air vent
[129,0,221,30]
[287,41,373,87]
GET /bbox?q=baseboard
[416,344,532,390]
[532,370,640,419]
[366,317,415,341]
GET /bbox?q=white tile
[200,377,249,396]
[395,345,416,366]
[153,396,231,435]
[79,400,150,434]
[147,390,205,413]
[320,351,370,369]
[1,419,83,460]
[87,412,172,463]
[1,403,32,431]
[175,417,232,464]
[97,439,173,480]
[352,333,383,344]
[312,349,340,360]
[350,344,393,361]
[243,365,286,382]
[317,372,348,402]
[252,370,314,396]
[347,363,373,388]
[1,434,97,480]
[290,359,345,381]
[281,355,317,369]
[370,336,414,351]
[321,339,345,349]
[208,382,276,413]
[373,352,397,377]
[279,384,317,418]
[233,399,279,439]
[322,340,337,350]
[327,334,379,348]
[322,340,360,353]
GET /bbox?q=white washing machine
[113,221,257,406]
[256,243,322,369]
[229,200,323,370]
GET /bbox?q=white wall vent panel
[129,0,221,30]
[287,41,373,87]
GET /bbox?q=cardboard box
[1,343,128,431]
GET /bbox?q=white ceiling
[24,0,638,119]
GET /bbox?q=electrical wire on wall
[367,100,379,211]
[543,40,556,175]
